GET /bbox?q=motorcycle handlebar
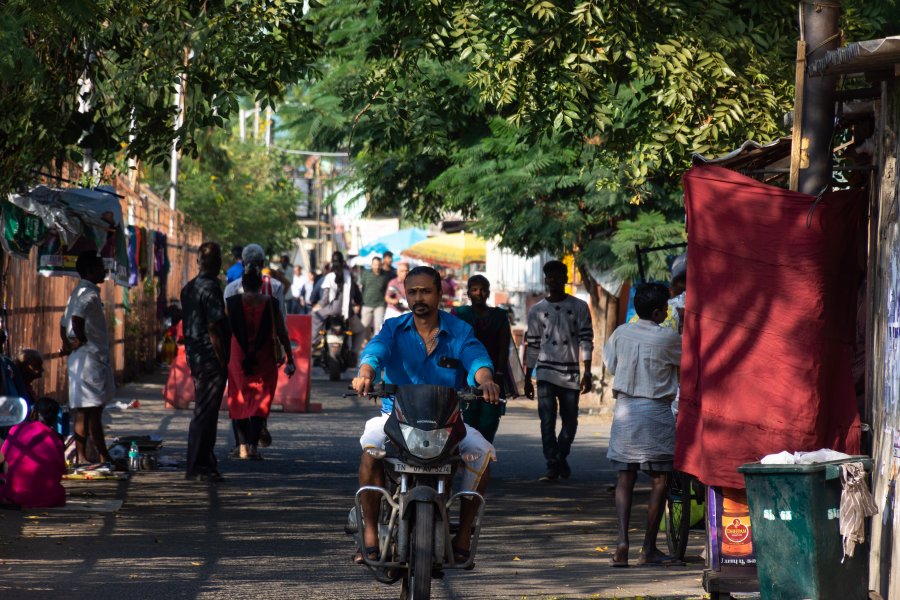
[344,384,505,403]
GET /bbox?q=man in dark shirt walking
[181,242,230,482]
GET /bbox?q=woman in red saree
[226,265,294,459]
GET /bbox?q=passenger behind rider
[352,266,501,565]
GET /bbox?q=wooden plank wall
[2,176,202,402]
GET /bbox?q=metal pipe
[797,0,842,195]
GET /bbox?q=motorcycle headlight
[399,424,451,459]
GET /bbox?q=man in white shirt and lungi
[603,282,682,568]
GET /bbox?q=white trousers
[360,305,386,337]
[360,413,495,491]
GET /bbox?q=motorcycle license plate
[393,462,451,475]
[326,335,343,344]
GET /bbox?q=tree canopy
[0,0,318,196]
[291,0,895,277]
[147,130,302,254]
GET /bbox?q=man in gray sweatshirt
[524,260,594,481]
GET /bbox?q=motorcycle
[347,383,495,600]
[320,315,355,381]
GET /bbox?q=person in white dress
[60,252,115,466]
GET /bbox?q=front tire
[407,503,434,600]
[326,347,341,381]
[664,471,692,560]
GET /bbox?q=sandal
[259,425,272,448]
[353,545,379,565]
[452,546,474,570]
[636,551,682,567]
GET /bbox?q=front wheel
[326,346,342,381]
[664,471,692,561]
[405,503,434,600]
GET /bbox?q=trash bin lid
[738,456,872,476]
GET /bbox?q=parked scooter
[320,315,355,381]
[347,383,498,600]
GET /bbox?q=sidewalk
[0,370,708,599]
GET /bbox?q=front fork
[354,475,486,572]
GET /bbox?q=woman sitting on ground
[1,397,66,508]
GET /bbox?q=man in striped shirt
[524,260,594,481]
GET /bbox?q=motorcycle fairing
[383,384,466,466]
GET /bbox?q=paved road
[0,370,705,599]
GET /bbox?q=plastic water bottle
[128,442,140,471]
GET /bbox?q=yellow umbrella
[401,232,486,269]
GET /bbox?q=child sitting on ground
[1,397,66,508]
[603,283,682,567]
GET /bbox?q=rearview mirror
[0,396,28,427]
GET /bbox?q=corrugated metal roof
[809,35,900,77]
[691,136,792,172]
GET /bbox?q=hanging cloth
[127,226,138,286]
[839,462,878,559]
[675,165,864,488]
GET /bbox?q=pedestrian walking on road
[181,242,231,482]
[225,245,287,320]
[224,244,286,451]
[225,264,295,460]
[603,282,682,568]
[455,275,512,443]
[523,260,593,481]
[288,265,306,314]
[226,245,244,284]
[381,250,397,279]
[383,261,409,321]
[358,256,391,339]
[60,252,115,466]
[296,268,316,315]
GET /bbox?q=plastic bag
[760,448,852,465]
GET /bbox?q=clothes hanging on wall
[127,225,139,286]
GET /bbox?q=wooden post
[796,0,842,195]
[789,40,807,192]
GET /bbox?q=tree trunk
[579,266,620,413]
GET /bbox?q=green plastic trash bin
[738,457,872,600]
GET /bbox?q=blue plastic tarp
[359,228,428,257]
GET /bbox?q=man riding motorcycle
[312,251,365,359]
[352,265,501,565]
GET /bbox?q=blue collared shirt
[360,312,494,413]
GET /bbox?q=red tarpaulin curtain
[675,165,863,489]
